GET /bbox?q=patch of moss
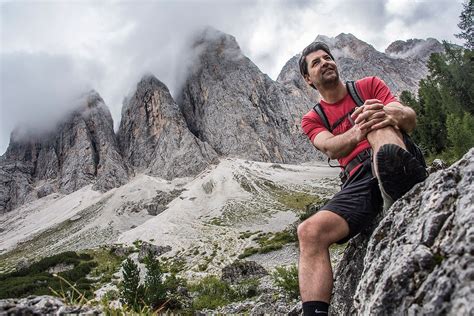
[238,230,261,239]
[160,258,186,274]
[433,253,445,266]
[276,191,323,212]
[238,247,259,259]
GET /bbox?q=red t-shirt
[301,76,397,173]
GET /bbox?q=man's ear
[303,74,318,90]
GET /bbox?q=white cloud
[0,0,465,154]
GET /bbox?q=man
[298,42,427,315]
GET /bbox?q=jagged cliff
[0,92,129,213]
[179,28,319,164]
[117,74,218,179]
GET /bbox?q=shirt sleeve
[301,110,326,143]
[357,76,398,105]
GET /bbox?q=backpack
[313,80,427,181]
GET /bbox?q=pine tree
[120,258,144,311]
[143,254,166,309]
[456,0,473,49]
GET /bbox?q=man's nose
[320,58,329,68]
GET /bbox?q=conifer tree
[143,254,167,309]
[120,258,144,311]
[456,0,473,49]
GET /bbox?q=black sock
[302,301,329,315]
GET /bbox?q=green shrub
[0,251,96,299]
[233,278,260,299]
[190,276,235,310]
[271,265,299,299]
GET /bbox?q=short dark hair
[298,41,335,78]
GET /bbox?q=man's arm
[312,124,368,159]
[354,100,417,133]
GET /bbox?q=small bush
[233,278,260,299]
[190,276,235,310]
[271,265,299,299]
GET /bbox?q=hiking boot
[376,144,428,210]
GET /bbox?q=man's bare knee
[297,219,326,249]
[297,210,349,250]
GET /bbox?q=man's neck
[319,80,347,104]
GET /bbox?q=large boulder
[331,148,474,314]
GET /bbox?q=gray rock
[144,189,184,216]
[221,260,268,284]
[0,295,100,315]
[180,27,323,164]
[138,241,172,262]
[110,244,134,257]
[36,182,55,198]
[428,158,448,173]
[0,159,34,214]
[117,74,218,180]
[331,148,474,315]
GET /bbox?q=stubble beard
[319,67,340,90]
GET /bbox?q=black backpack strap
[313,103,332,132]
[346,80,364,107]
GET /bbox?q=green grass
[82,247,125,283]
[0,245,128,300]
[0,251,97,299]
[239,230,297,259]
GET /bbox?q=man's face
[304,49,339,89]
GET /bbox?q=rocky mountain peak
[0,90,129,214]
[385,38,444,62]
[117,74,218,180]
[180,29,319,163]
[192,27,242,57]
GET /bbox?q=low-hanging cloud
[0,0,465,155]
[0,52,104,144]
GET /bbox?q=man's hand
[352,99,399,131]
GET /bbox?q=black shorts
[323,158,383,244]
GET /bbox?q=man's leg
[366,126,405,173]
[297,210,349,313]
[366,126,426,209]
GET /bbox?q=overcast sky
[0,0,465,155]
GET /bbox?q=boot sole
[376,144,428,202]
